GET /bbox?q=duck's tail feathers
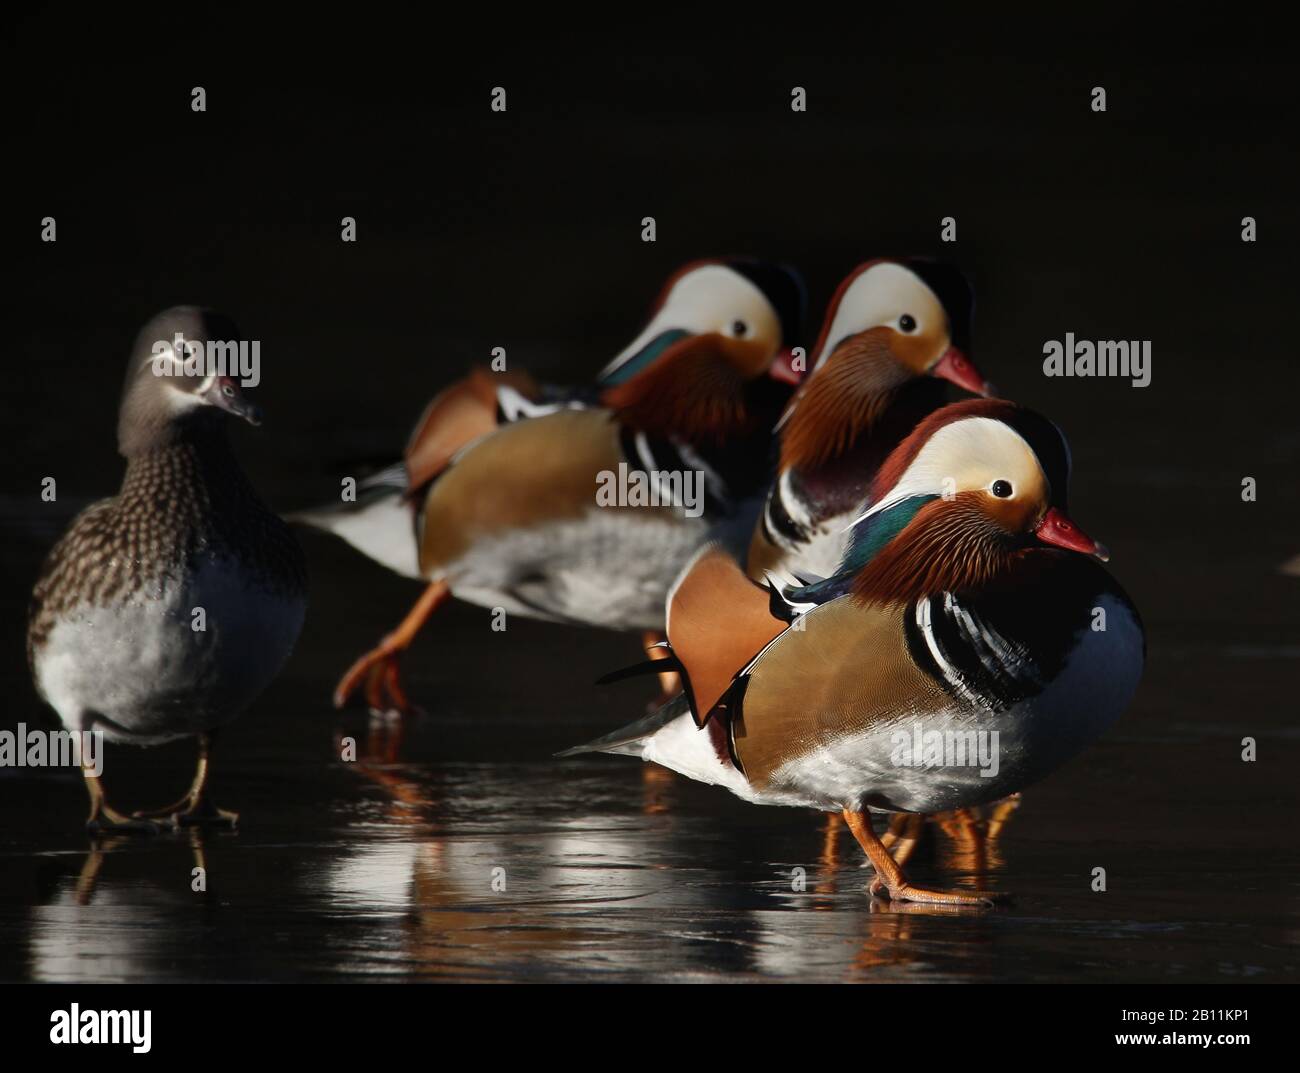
[286,463,422,580]
[555,694,691,758]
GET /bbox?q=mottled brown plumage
[29,422,305,660]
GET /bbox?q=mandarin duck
[294,259,805,714]
[27,308,307,832]
[749,258,991,585]
[739,258,1002,858]
[564,399,1145,906]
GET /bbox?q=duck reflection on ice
[807,802,1017,904]
[29,713,1029,983]
[30,830,217,983]
[321,731,650,976]
[317,719,1025,979]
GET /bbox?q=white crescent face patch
[850,416,1049,529]
[811,262,947,371]
[598,264,781,381]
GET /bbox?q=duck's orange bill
[931,346,991,397]
[1035,507,1110,562]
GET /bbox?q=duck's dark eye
[731,320,748,337]
[222,384,236,397]
[899,314,917,333]
[991,479,1013,498]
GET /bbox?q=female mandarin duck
[27,308,307,832]
[564,399,1145,906]
[296,259,805,713]
[749,258,991,585]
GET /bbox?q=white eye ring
[990,479,1014,498]
[222,384,236,398]
[729,319,749,338]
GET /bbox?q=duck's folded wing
[416,407,627,577]
[404,367,540,496]
[731,597,947,789]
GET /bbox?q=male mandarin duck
[27,308,307,832]
[295,259,806,714]
[737,258,998,856]
[749,258,991,585]
[564,399,1145,906]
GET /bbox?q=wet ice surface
[2,454,1298,983]
[4,748,1297,983]
[2,607,1297,984]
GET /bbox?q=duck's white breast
[35,557,305,744]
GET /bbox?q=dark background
[1,21,1296,983]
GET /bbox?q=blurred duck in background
[293,260,805,714]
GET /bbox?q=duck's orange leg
[842,809,1008,908]
[879,812,926,868]
[334,581,449,714]
[983,793,1022,839]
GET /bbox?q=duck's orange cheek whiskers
[1035,507,1110,561]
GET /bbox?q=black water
[2,28,1297,983]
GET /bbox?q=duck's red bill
[931,346,991,397]
[1035,507,1109,561]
